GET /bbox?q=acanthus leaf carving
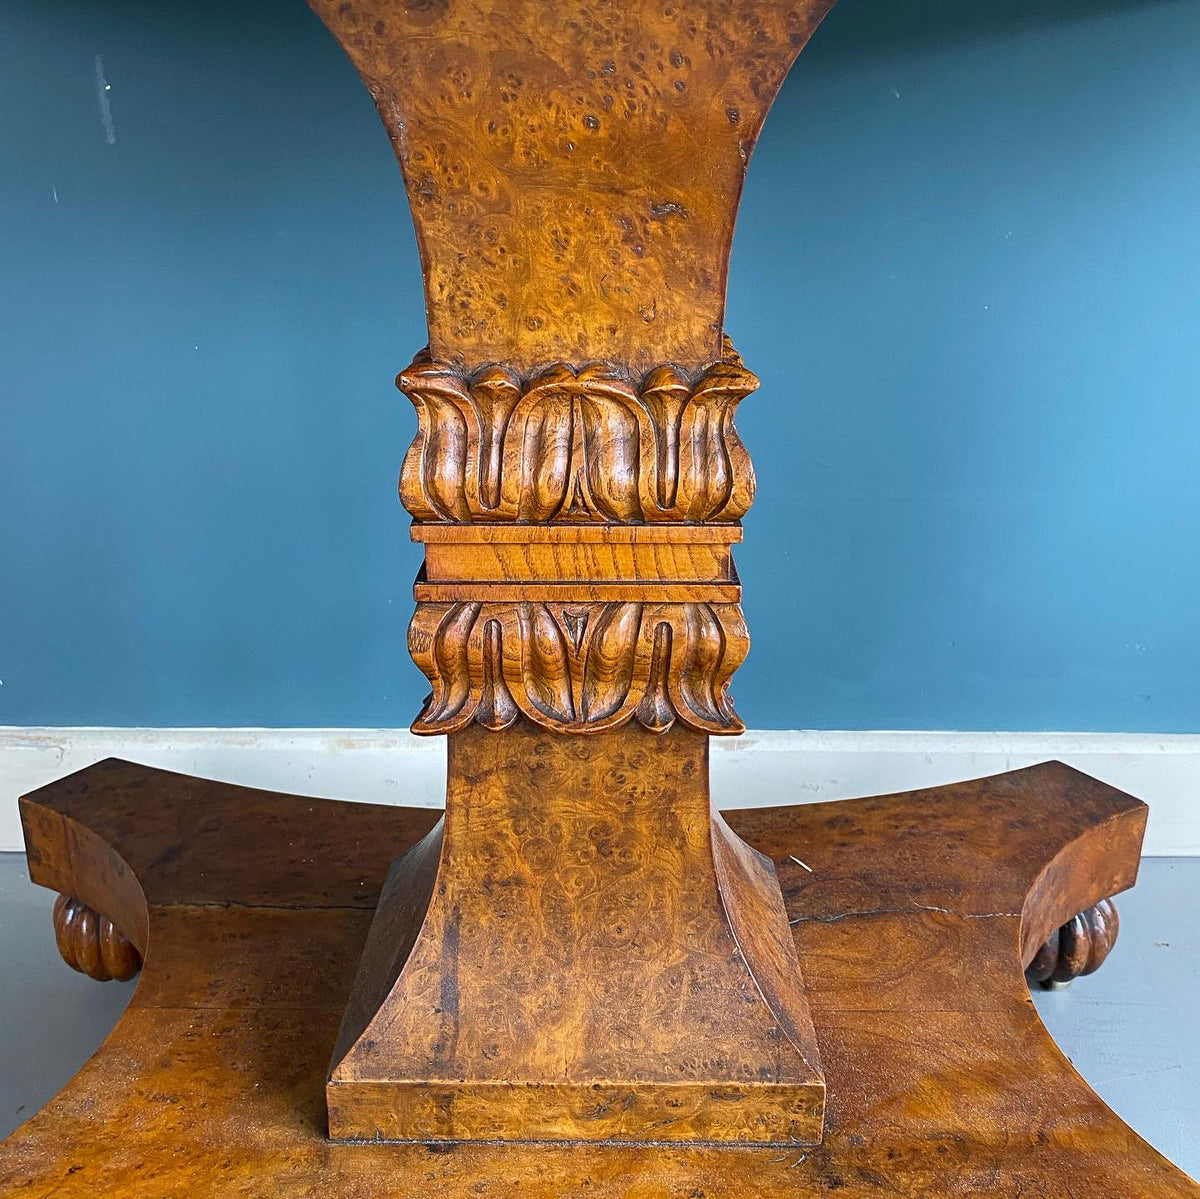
[409,602,748,735]
[398,341,757,524]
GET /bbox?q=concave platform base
[4,758,1199,1197]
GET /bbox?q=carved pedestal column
[10,2,1193,1194]
[309,0,833,1145]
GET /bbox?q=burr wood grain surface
[4,756,1197,1196]
[326,724,825,1144]
[306,1,836,373]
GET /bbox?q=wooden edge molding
[413,578,742,603]
[408,601,748,735]
[412,525,744,544]
[398,338,757,524]
[413,525,741,600]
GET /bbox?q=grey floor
[0,853,1196,1175]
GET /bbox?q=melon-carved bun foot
[52,894,142,983]
[1026,897,1119,990]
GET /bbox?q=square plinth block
[325,724,825,1145]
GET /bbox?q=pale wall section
[2,728,1197,855]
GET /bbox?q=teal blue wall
[2,0,1198,731]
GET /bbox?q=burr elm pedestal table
[3,3,1197,1195]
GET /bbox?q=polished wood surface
[304,0,826,1143]
[305,1,836,372]
[5,757,1197,1195]
[328,724,824,1144]
[6,0,1194,1187]
[414,524,742,592]
[306,1,797,745]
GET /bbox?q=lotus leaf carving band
[409,601,748,735]
[399,341,757,525]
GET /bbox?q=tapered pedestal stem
[327,722,824,1144]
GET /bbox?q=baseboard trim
[1,726,1196,855]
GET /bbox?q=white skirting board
[0,727,1197,855]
